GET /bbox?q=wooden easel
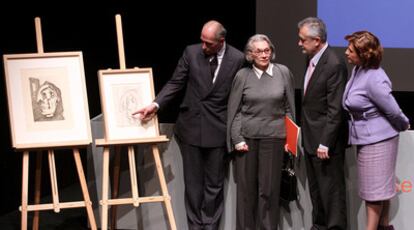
[19,18,97,230]
[21,148,97,230]
[96,138,177,230]
[96,14,177,230]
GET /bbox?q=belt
[349,111,380,121]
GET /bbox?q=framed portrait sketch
[3,52,92,149]
[98,68,159,141]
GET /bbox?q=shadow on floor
[0,208,89,230]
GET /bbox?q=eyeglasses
[299,36,315,43]
[252,48,271,56]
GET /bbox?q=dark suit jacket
[155,43,245,148]
[301,46,348,155]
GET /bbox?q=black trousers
[305,152,347,230]
[177,137,227,230]
[235,138,284,230]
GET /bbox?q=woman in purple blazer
[343,31,410,230]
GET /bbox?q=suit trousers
[235,138,284,230]
[176,136,226,230]
[305,152,347,230]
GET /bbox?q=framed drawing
[98,68,159,141]
[3,52,92,149]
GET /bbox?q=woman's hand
[235,142,249,152]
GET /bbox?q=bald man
[134,20,245,230]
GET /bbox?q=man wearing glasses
[298,17,348,230]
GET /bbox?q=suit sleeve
[226,70,246,152]
[320,63,347,149]
[154,48,189,109]
[368,72,409,131]
[285,68,296,121]
[275,63,295,121]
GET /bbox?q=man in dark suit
[133,20,245,230]
[297,17,348,230]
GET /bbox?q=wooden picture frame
[98,68,159,141]
[3,52,92,149]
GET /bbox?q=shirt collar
[310,42,328,67]
[208,42,226,62]
[217,42,226,59]
[253,63,274,79]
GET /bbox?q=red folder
[285,116,300,156]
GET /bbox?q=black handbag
[280,152,298,202]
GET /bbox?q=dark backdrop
[0,0,255,215]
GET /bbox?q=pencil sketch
[3,52,91,148]
[113,85,143,127]
[99,69,159,140]
[30,78,64,122]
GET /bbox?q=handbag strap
[286,152,295,169]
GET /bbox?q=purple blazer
[342,67,409,145]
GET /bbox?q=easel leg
[128,146,140,207]
[21,151,29,230]
[73,149,97,230]
[32,151,42,230]
[101,147,110,230]
[110,146,121,230]
[47,150,60,213]
[151,145,177,230]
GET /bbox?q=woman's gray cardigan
[226,63,296,152]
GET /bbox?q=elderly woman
[227,34,295,230]
[343,31,410,230]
